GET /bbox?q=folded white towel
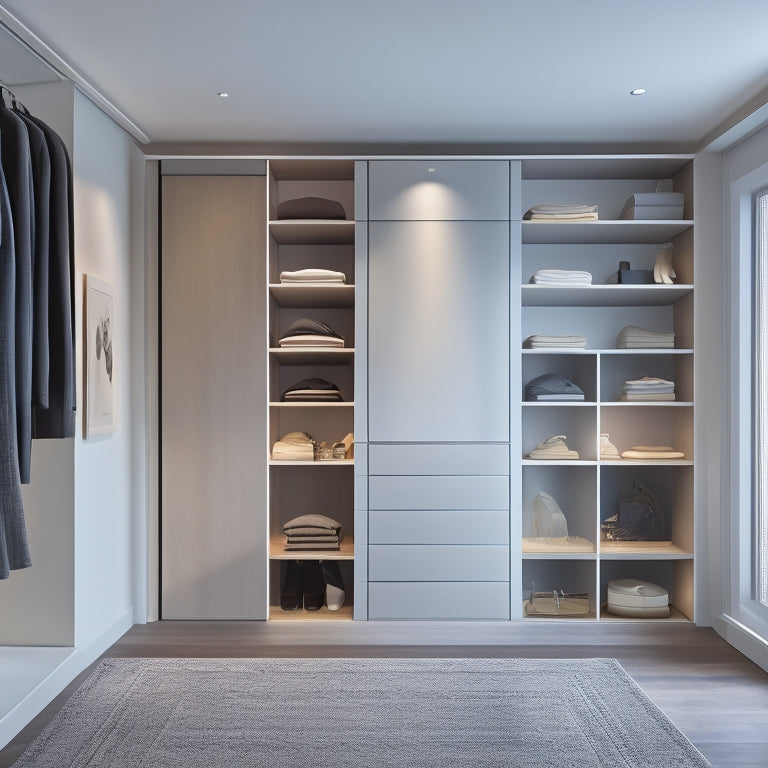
[280,268,346,283]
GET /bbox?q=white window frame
[726,158,768,651]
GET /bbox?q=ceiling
[2,0,768,152]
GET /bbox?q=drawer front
[369,509,509,545]
[369,444,509,476]
[369,582,510,620]
[368,160,510,221]
[369,475,509,511]
[369,545,509,581]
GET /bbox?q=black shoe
[302,560,325,610]
[280,560,303,610]
[320,560,345,611]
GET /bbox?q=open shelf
[269,348,354,365]
[521,284,693,307]
[269,604,354,621]
[269,283,355,308]
[599,541,693,559]
[269,220,355,245]
[521,220,693,245]
[269,535,355,560]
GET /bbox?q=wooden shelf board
[521,220,693,245]
[269,459,354,467]
[269,348,354,365]
[599,604,692,622]
[521,284,693,307]
[269,535,354,560]
[268,604,354,621]
[522,401,596,407]
[269,401,353,408]
[269,283,354,308]
[522,539,596,556]
[600,401,693,407]
[599,541,693,559]
[269,220,355,245]
[522,459,597,466]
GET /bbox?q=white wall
[72,90,141,645]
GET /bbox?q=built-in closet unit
[364,160,516,619]
[518,156,695,621]
[158,154,697,625]
[160,166,268,619]
[266,159,360,620]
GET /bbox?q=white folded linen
[528,434,580,460]
[524,334,587,348]
[531,269,593,285]
[280,268,346,283]
[278,334,345,347]
[616,326,674,349]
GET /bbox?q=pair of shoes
[280,560,324,610]
[280,560,345,611]
[320,561,345,611]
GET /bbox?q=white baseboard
[0,608,134,750]
[714,613,768,673]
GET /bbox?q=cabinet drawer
[369,545,509,581]
[368,582,510,620]
[369,444,509,476]
[369,475,509,511]
[369,509,509,545]
[368,160,510,221]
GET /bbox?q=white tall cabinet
[364,160,515,620]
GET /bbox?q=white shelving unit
[519,154,696,622]
[266,159,356,621]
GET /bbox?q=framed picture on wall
[85,274,116,437]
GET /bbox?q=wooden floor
[2,620,767,767]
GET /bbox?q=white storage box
[606,578,670,618]
[620,192,684,220]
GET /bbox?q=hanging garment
[14,108,51,413]
[22,107,76,439]
[0,100,34,484]
[0,164,31,579]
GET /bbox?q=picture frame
[85,274,116,436]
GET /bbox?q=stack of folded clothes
[278,318,344,347]
[524,203,598,221]
[283,514,342,551]
[528,434,580,460]
[616,325,674,349]
[281,377,343,402]
[523,334,587,349]
[525,373,584,401]
[277,196,346,220]
[600,433,621,460]
[621,376,675,401]
[621,445,685,460]
[279,268,346,284]
[271,431,315,461]
[530,269,592,285]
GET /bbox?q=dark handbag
[601,480,667,541]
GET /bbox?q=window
[755,190,768,608]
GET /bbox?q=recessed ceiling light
[630,88,646,96]
[217,91,229,98]
[427,167,436,173]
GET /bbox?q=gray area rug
[14,657,710,767]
